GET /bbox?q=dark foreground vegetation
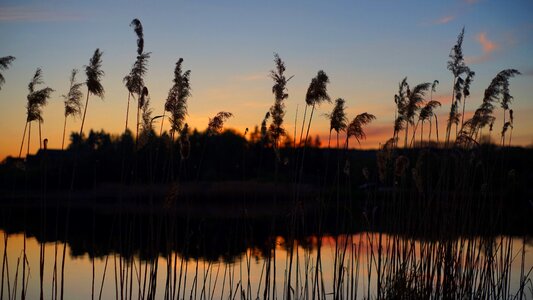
[1,129,532,195]
[1,132,532,299]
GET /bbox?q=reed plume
[164,58,191,139]
[458,69,520,146]
[125,19,151,143]
[327,97,348,155]
[124,51,150,137]
[445,27,471,145]
[268,53,292,146]
[80,48,104,138]
[62,69,84,150]
[207,112,233,135]
[19,68,54,157]
[346,112,376,147]
[328,98,348,136]
[460,70,475,126]
[393,77,409,147]
[405,82,431,147]
[499,69,520,145]
[0,55,15,91]
[125,19,148,99]
[130,18,144,55]
[418,100,441,146]
[301,70,330,147]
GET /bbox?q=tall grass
[0,56,15,91]
[2,21,533,300]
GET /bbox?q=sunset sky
[1,0,532,160]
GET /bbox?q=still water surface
[1,230,531,299]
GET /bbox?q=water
[2,230,531,299]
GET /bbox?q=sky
[1,0,532,159]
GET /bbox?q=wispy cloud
[434,15,455,25]
[478,32,498,52]
[466,32,500,64]
[0,5,84,22]
[464,0,480,4]
[234,72,267,82]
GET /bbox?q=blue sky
[1,0,532,158]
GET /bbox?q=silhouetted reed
[61,69,84,150]
[79,48,104,138]
[2,23,533,300]
[19,68,54,158]
[268,53,292,151]
[0,55,15,91]
[446,27,470,145]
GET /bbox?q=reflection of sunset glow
[3,231,530,299]
[275,236,285,249]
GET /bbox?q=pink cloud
[478,32,498,52]
[434,15,455,25]
[466,32,500,64]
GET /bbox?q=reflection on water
[1,230,531,299]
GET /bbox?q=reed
[2,23,533,300]
[0,56,15,91]
[79,48,104,138]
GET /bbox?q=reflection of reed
[0,229,531,299]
